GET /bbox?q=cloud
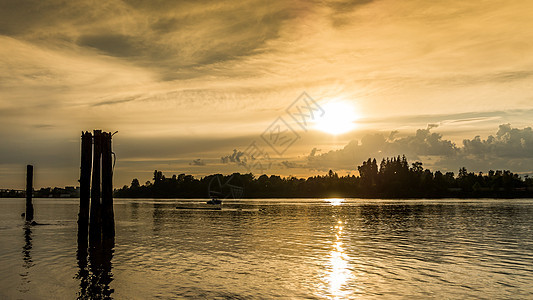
[78,34,143,58]
[189,159,206,166]
[309,147,320,157]
[326,0,376,27]
[387,125,457,156]
[303,125,456,171]
[327,0,376,11]
[461,124,533,158]
[0,0,300,80]
[92,96,141,107]
[221,149,246,164]
[280,160,300,169]
[32,124,55,129]
[438,124,533,173]
[307,124,533,173]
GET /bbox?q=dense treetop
[114,156,533,199]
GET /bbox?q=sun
[314,101,358,135]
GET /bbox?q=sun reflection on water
[326,220,353,299]
[326,198,345,206]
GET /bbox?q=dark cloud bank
[0,0,297,80]
[222,124,533,175]
[309,124,533,174]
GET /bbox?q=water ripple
[1,198,533,299]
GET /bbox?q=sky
[1,0,533,189]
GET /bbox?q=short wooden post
[89,130,102,246]
[25,165,34,222]
[101,132,115,244]
[78,131,92,247]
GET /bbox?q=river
[1,198,532,299]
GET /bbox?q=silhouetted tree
[111,158,533,199]
[131,178,140,188]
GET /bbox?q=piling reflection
[76,244,89,298]
[19,224,33,293]
[77,199,115,299]
[76,237,115,299]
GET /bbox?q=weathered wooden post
[77,129,116,298]
[89,130,102,246]
[101,131,115,245]
[78,131,92,247]
[25,165,34,222]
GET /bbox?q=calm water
[1,198,532,299]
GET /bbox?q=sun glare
[314,101,358,135]
[326,198,345,206]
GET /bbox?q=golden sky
[1,0,533,188]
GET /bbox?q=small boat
[175,197,222,210]
[206,197,222,205]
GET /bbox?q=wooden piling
[89,130,102,246]
[78,131,92,246]
[25,165,34,222]
[101,132,115,244]
[77,130,116,297]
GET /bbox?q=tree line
[114,155,533,198]
[0,186,80,198]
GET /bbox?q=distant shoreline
[2,195,533,200]
[113,157,533,200]
[4,156,533,200]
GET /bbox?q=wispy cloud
[92,96,141,107]
[189,159,206,166]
